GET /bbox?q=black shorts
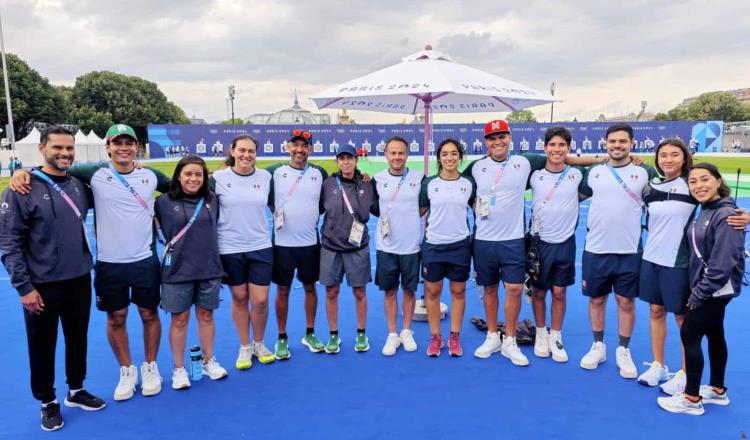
[533,236,576,290]
[94,254,161,312]
[375,251,420,292]
[421,237,471,283]
[582,251,641,298]
[220,247,273,287]
[272,244,320,286]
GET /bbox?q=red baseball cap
[484,120,511,137]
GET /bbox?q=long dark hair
[224,134,258,167]
[169,155,213,201]
[690,162,731,198]
[436,138,464,174]
[655,138,692,177]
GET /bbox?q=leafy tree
[221,118,245,125]
[0,54,67,139]
[506,109,537,123]
[686,92,749,122]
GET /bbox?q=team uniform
[68,163,170,312]
[211,167,273,287]
[640,176,697,314]
[372,169,423,292]
[267,162,327,286]
[418,174,476,282]
[580,162,658,297]
[529,166,587,290]
[463,154,546,285]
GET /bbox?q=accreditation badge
[380,216,391,239]
[274,208,284,231]
[478,195,491,220]
[349,220,365,246]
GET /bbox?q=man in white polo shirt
[371,136,424,355]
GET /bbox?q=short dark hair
[40,126,74,145]
[544,126,572,146]
[690,162,731,198]
[384,136,408,153]
[225,134,258,167]
[436,138,464,173]
[169,155,213,201]
[655,138,692,177]
[605,123,634,140]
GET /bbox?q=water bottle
[189,345,203,381]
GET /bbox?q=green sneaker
[274,338,291,360]
[325,334,341,354]
[301,333,325,353]
[355,331,370,352]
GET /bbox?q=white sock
[41,399,58,407]
[69,388,82,396]
[550,329,561,338]
[536,326,547,334]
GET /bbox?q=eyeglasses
[293,129,312,140]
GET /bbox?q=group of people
[0,120,745,432]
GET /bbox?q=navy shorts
[220,247,273,287]
[534,236,576,290]
[375,251,420,292]
[582,251,641,298]
[473,238,525,286]
[94,254,161,312]
[639,260,689,314]
[421,237,471,283]
[272,244,320,286]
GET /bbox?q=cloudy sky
[4,0,749,124]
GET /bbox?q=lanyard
[537,166,571,211]
[386,169,409,211]
[166,198,205,250]
[282,164,309,205]
[108,163,152,213]
[31,170,93,256]
[489,159,510,194]
[335,176,356,217]
[606,163,645,210]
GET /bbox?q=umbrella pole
[423,96,431,176]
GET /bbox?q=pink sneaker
[426,334,444,357]
[448,333,463,357]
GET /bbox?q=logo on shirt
[253,184,261,191]
[481,167,487,173]
[513,163,520,169]
[568,174,576,180]
[107,176,113,182]
[174,206,181,211]
[410,182,418,188]
[311,176,318,182]
[141,178,150,185]
[1,202,7,209]
[460,186,468,193]
[538,175,544,181]
[226,183,232,188]
[594,173,600,179]
[630,174,639,180]
[43,194,50,200]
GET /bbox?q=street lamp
[550,82,555,123]
[228,85,236,124]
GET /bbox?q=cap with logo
[335,144,357,157]
[106,124,138,142]
[484,120,511,138]
[289,128,313,145]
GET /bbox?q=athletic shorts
[220,247,273,287]
[582,251,641,298]
[421,237,471,283]
[94,254,161,312]
[533,236,576,290]
[472,238,525,286]
[272,244,320,286]
[639,260,689,314]
[161,278,222,313]
[319,246,371,288]
[375,251,420,292]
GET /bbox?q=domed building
[246,92,331,125]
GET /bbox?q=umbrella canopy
[311,45,557,171]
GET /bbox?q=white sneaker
[580,341,606,370]
[202,357,228,380]
[473,332,502,358]
[534,327,550,358]
[660,370,687,396]
[548,330,568,363]
[699,385,730,406]
[615,346,637,379]
[114,365,138,401]
[501,336,529,366]
[171,367,190,390]
[657,393,705,415]
[382,333,401,356]
[140,361,163,396]
[400,329,417,352]
[236,344,253,370]
[637,361,669,387]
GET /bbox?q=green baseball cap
[105,124,138,142]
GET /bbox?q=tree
[70,71,189,139]
[686,92,749,122]
[0,54,67,139]
[506,109,537,123]
[221,118,245,125]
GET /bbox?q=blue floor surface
[1,200,749,439]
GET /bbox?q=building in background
[596,101,655,122]
[246,92,331,125]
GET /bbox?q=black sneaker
[64,389,106,411]
[41,402,64,431]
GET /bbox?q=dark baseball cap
[289,128,312,145]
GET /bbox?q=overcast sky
[4,0,749,124]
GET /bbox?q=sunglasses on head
[293,129,312,139]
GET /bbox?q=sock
[69,388,82,396]
[306,327,314,335]
[450,331,460,336]
[41,399,58,408]
[279,333,288,340]
[241,343,252,349]
[357,328,365,333]
[330,330,338,335]
[536,326,547,334]
[593,330,604,342]
[550,329,561,337]
[618,335,631,348]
